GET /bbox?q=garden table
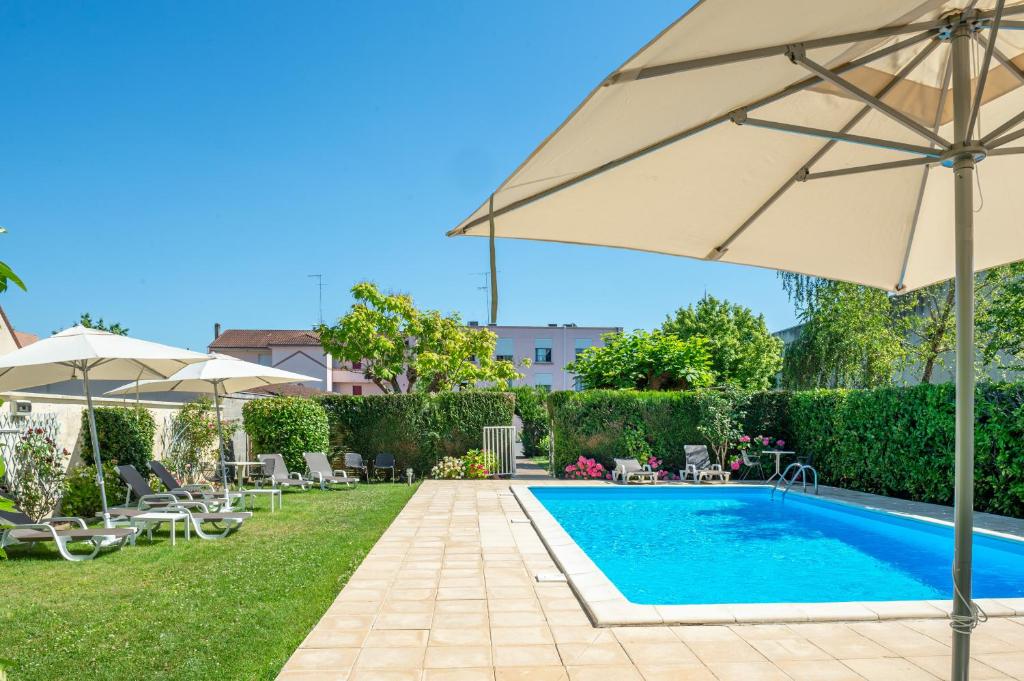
[224,460,263,489]
[762,450,796,482]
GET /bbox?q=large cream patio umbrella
[0,326,209,524]
[448,2,1024,677]
[106,354,319,503]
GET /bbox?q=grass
[0,483,418,681]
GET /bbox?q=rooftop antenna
[470,271,500,324]
[308,274,325,324]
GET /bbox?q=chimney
[214,322,221,339]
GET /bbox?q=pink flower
[730,460,741,471]
[776,439,786,448]
[762,436,771,446]
[739,435,750,443]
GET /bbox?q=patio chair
[109,466,252,540]
[303,452,359,491]
[680,445,728,483]
[739,450,767,480]
[0,496,136,561]
[257,454,312,491]
[612,458,658,484]
[149,460,243,507]
[343,452,369,482]
[373,453,397,483]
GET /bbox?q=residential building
[210,322,621,395]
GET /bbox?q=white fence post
[482,425,517,477]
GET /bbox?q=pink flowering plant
[563,456,606,480]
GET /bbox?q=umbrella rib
[976,37,1024,143]
[802,156,939,180]
[708,37,942,261]
[737,117,942,157]
[895,46,954,291]
[451,31,936,237]
[789,49,950,147]
[967,0,1005,141]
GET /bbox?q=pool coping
[510,483,1024,627]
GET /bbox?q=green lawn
[0,483,417,681]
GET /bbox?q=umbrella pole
[212,382,230,505]
[950,21,976,681]
[81,364,112,528]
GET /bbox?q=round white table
[223,460,264,488]
[761,450,796,482]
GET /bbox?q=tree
[695,387,748,469]
[663,295,783,390]
[58,312,129,336]
[567,330,714,391]
[779,275,906,389]
[0,226,25,294]
[317,281,523,393]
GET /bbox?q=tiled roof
[13,331,37,347]
[209,329,321,350]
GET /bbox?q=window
[495,338,514,362]
[535,372,553,392]
[574,338,592,358]
[257,353,272,366]
[534,338,553,363]
[352,385,363,396]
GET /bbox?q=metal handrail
[770,462,819,498]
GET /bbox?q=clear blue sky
[0,0,798,350]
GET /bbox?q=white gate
[483,425,517,477]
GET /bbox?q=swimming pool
[529,486,1024,606]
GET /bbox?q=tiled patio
[278,480,1024,681]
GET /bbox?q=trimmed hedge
[547,383,1024,518]
[316,392,515,474]
[243,397,330,472]
[80,406,157,473]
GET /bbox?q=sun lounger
[612,458,658,484]
[303,452,359,490]
[100,506,252,540]
[258,454,312,491]
[1,497,136,561]
[149,460,243,507]
[680,445,729,483]
[115,464,216,512]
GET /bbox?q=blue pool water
[531,486,1024,605]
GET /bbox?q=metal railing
[770,461,819,499]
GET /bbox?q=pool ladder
[770,462,819,499]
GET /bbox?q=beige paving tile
[363,628,429,647]
[731,624,795,641]
[687,639,766,664]
[491,625,555,646]
[282,647,359,671]
[354,646,425,670]
[383,599,435,614]
[636,663,717,681]
[434,612,491,629]
[705,661,792,680]
[424,669,496,681]
[375,612,434,630]
[567,665,644,681]
[906,655,1011,680]
[610,626,678,643]
[277,672,350,681]
[550,625,616,645]
[494,667,569,681]
[806,633,895,659]
[841,657,940,681]
[557,641,632,666]
[436,599,489,613]
[672,625,742,643]
[848,622,950,656]
[492,644,562,667]
[302,628,369,648]
[777,659,864,680]
[746,637,832,661]
[492,610,549,627]
[349,671,422,681]
[619,641,698,665]
[430,627,493,646]
[425,645,494,669]
[975,653,1024,678]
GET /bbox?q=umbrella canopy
[0,325,210,522]
[105,354,319,504]
[0,325,211,390]
[449,3,1021,680]
[449,0,1023,293]
[104,353,319,397]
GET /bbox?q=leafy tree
[0,226,25,294]
[567,330,714,391]
[663,295,783,390]
[780,276,906,389]
[317,281,523,393]
[980,264,1024,370]
[56,313,129,336]
[694,387,748,469]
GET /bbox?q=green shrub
[243,397,329,472]
[60,463,127,518]
[316,392,514,474]
[81,406,157,473]
[507,386,549,457]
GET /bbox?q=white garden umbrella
[106,354,318,502]
[449,3,1024,677]
[0,326,209,524]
